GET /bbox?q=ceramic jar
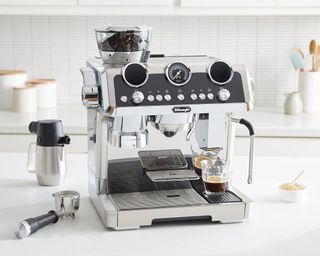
[284,91,303,115]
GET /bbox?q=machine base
[89,183,251,230]
[88,158,252,230]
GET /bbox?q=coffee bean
[97,31,145,52]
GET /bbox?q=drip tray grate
[138,149,188,171]
[203,191,242,204]
[109,189,208,210]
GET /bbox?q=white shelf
[180,0,277,8]
[2,5,320,15]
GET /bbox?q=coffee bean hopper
[14,190,80,239]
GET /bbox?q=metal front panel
[116,203,246,228]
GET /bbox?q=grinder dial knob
[217,88,230,102]
[131,91,144,104]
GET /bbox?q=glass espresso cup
[201,158,230,195]
[191,144,221,176]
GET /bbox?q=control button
[131,91,144,104]
[177,94,185,101]
[217,89,230,102]
[190,93,197,100]
[207,93,214,100]
[156,94,163,101]
[120,96,128,103]
[147,95,154,102]
[164,94,171,101]
[199,93,206,100]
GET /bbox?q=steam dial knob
[217,89,230,102]
[131,91,144,104]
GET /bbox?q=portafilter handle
[230,117,255,184]
[14,211,59,239]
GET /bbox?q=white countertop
[1,105,320,138]
[0,153,319,256]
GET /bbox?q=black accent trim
[239,118,255,136]
[172,106,191,113]
[150,54,165,58]
[114,72,245,107]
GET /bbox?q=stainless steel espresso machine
[81,25,255,230]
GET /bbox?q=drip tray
[146,169,200,182]
[109,189,208,210]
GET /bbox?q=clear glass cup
[191,143,221,176]
[201,158,230,195]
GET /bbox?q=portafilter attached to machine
[95,25,152,64]
[150,113,197,138]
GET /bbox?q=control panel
[113,61,246,107]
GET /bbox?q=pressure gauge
[165,62,192,86]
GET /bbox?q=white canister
[298,72,320,113]
[12,86,37,113]
[28,79,57,109]
[0,70,27,110]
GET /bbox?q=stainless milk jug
[27,120,70,186]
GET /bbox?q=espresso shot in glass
[191,144,221,176]
[201,159,230,195]
[192,155,211,176]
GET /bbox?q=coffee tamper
[14,191,80,239]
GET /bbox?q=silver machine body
[81,52,255,230]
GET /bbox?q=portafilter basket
[53,190,80,218]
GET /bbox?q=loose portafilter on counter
[14,191,80,239]
[81,25,255,230]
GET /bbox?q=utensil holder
[299,72,320,113]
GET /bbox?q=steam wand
[231,117,255,184]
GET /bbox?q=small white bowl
[276,183,308,203]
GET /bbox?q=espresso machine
[81,26,255,230]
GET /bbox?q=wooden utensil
[309,40,318,71]
[290,170,305,185]
[295,48,305,59]
[316,46,320,71]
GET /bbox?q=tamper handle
[14,210,59,239]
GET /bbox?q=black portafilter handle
[14,210,59,239]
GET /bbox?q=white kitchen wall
[0,15,320,107]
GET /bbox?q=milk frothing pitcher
[27,120,70,186]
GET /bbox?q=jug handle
[27,143,36,173]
